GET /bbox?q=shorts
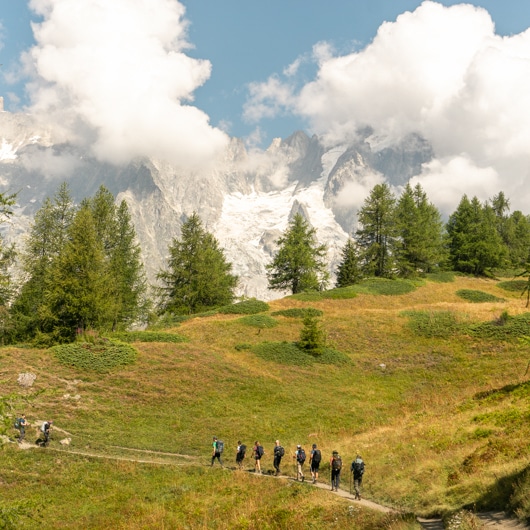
[310,462,320,472]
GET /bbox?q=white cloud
[23,0,229,168]
[245,1,530,214]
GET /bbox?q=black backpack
[352,459,364,475]
[239,444,246,455]
[256,445,264,457]
[297,449,306,464]
[332,456,342,470]
[312,449,321,464]
[14,418,20,429]
[216,440,224,454]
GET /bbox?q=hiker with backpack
[309,443,322,484]
[41,420,53,447]
[14,414,28,444]
[253,441,264,474]
[294,445,306,482]
[330,451,342,491]
[236,441,246,470]
[211,436,224,467]
[273,440,285,476]
[351,454,365,500]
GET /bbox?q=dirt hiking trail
[14,440,529,529]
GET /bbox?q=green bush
[469,313,530,341]
[271,308,323,318]
[402,310,464,338]
[238,315,278,328]
[357,278,417,296]
[322,287,358,300]
[219,299,270,315]
[425,271,455,283]
[290,292,323,302]
[456,289,505,303]
[107,331,187,343]
[51,339,138,373]
[497,280,528,293]
[252,341,349,366]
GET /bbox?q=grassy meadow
[1,274,530,528]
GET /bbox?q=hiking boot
[301,476,304,482]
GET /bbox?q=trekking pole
[350,470,353,495]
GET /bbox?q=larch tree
[356,183,398,278]
[266,213,329,294]
[157,212,238,315]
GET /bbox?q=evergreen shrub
[469,313,530,340]
[238,315,278,328]
[456,289,504,303]
[322,287,357,299]
[51,339,138,373]
[425,271,455,283]
[107,331,187,343]
[271,308,323,318]
[357,278,417,296]
[402,310,464,338]
[219,299,270,314]
[497,280,528,293]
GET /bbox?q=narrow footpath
[14,440,529,529]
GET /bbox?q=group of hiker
[13,415,53,447]
[211,437,366,499]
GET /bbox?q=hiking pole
[350,470,353,495]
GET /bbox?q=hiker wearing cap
[294,445,306,482]
[211,437,224,467]
[351,454,365,500]
[41,420,53,446]
[273,440,285,476]
[309,443,322,484]
[330,451,343,491]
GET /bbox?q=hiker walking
[330,451,342,491]
[273,440,285,476]
[309,443,322,484]
[351,454,365,500]
[294,445,306,482]
[211,436,224,467]
[15,414,28,443]
[41,420,53,446]
[236,441,246,470]
[253,441,264,474]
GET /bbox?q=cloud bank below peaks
[245,1,530,214]
[23,0,229,169]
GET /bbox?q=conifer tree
[395,183,446,276]
[266,213,329,294]
[45,205,116,340]
[335,238,363,287]
[446,195,504,275]
[356,183,398,278]
[157,213,238,314]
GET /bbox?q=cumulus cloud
[245,1,530,214]
[23,0,229,168]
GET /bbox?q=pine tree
[298,315,326,354]
[446,195,504,275]
[157,213,238,314]
[395,183,446,276]
[335,238,363,287]
[45,205,116,341]
[356,183,398,278]
[266,213,329,294]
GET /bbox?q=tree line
[0,181,528,345]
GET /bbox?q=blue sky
[1,0,530,144]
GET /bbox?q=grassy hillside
[1,274,530,528]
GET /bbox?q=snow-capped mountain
[0,107,433,300]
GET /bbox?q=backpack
[216,440,224,454]
[239,444,247,455]
[352,459,364,475]
[275,445,285,457]
[332,456,342,471]
[14,418,20,430]
[297,449,306,464]
[256,445,264,457]
[312,449,321,464]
